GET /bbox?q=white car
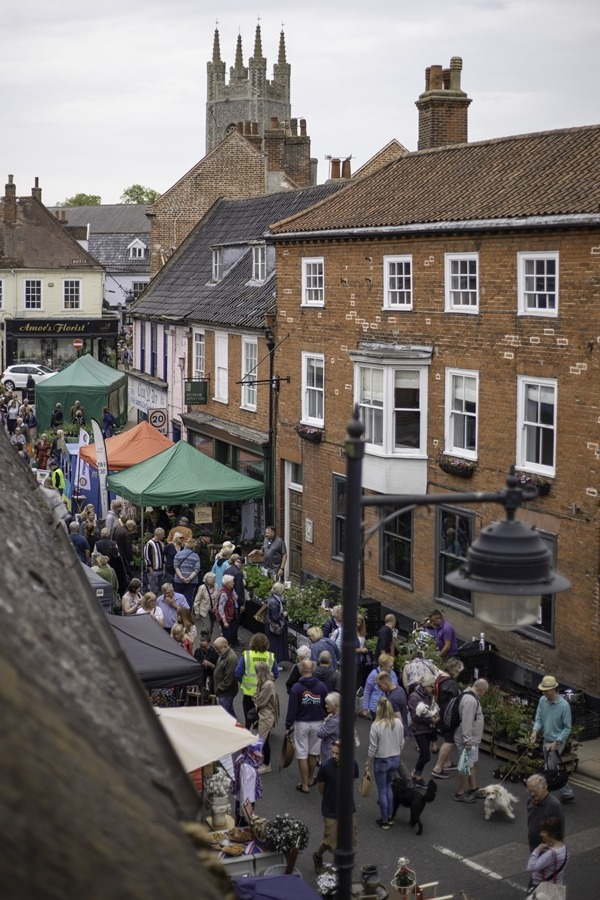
[1,363,58,391]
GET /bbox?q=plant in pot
[316,865,338,898]
[285,579,335,630]
[265,813,309,868]
[244,565,275,602]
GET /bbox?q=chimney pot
[424,67,431,91]
[330,158,341,179]
[299,119,307,136]
[429,65,443,90]
[4,174,17,225]
[290,118,298,136]
[450,56,463,90]
[442,68,451,89]
[341,157,351,179]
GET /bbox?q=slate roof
[89,232,149,272]
[131,183,345,328]
[47,203,150,233]
[270,125,600,235]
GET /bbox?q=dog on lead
[480,784,519,820]
[390,775,437,835]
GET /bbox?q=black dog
[390,776,437,835]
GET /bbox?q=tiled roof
[89,233,150,272]
[270,125,600,234]
[131,183,345,328]
[47,204,150,233]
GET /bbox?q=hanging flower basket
[295,424,323,443]
[517,473,552,496]
[437,455,476,478]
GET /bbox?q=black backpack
[443,689,479,730]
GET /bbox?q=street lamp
[335,409,570,899]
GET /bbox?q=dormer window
[252,244,266,282]
[212,248,223,282]
[127,239,147,260]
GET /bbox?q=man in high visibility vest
[235,632,278,727]
[49,461,65,495]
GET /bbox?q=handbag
[355,686,364,716]
[269,621,283,635]
[358,772,372,797]
[539,750,570,792]
[254,603,268,624]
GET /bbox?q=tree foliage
[56,193,101,207]
[120,184,161,204]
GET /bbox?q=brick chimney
[31,176,42,202]
[4,174,17,224]
[415,57,471,150]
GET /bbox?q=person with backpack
[453,678,489,802]
[431,657,465,779]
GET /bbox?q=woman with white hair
[193,571,217,638]
[266,581,288,664]
[217,573,236,641]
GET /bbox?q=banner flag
[77,428,91,493]
[91,419,109,519]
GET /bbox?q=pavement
[573,736,600,782]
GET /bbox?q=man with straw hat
[530,675,575,803]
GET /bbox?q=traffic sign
[148,408,168,433]
[73,338,84,350]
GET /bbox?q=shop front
[4,318,119,370]
[181,411,268,545]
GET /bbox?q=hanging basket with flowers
[517,473,552,496]
[437,454,476,478]
[294,423,323,443]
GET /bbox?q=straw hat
[538,675,559,691]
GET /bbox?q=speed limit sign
[148,408,168,433]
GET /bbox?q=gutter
[269,213,600,242]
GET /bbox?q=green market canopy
[106,439,265,507]
[35,354,128,430]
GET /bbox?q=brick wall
[272,228,600,692]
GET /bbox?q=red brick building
[268,120,600,696]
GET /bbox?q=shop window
[435,506,474,612]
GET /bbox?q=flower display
[316,865,337,895]
[265,813,309,856]
[437,454,476,478]
[517,473,551,495]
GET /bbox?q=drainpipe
[265,330,276,524]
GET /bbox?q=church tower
[206,25,292,153]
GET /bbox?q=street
[233,630,600,898]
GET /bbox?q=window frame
[435,505,475,613]
[150,322,158,377]
[252,244,266,282]
[444,252,479,313]
[379,507,413,588]
[24,279,42,310]
[355,363,428,457]
[301,257,325,307]
[241,336,258,411]
[131,281,149,299]
[516,376,557,477]
[517,530,557,645]
[214,331,229,403]
[193,331,205,378]
[332,475,346,560]
[0,278,3,309]
[518,251,559,317]
[301,352,324,426]
[444,368,479,460]
[212,248,223,282]
[63,278,81,311]
[383,254,413,310]
[127,239,146,260]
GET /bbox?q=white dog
[481,784,519,820]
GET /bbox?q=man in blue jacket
[285,658,328,793]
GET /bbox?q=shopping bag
[457,748,472,776]
[358,772,372,797]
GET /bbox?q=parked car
[1,364,58,391]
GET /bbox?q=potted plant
[391,857,416,896]
[437,454,476,478]
[265,813,309,862]
[317,865,338,898]
[517,473,552,496]
[285,579,335,631]
[294,423,323,443]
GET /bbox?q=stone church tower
[206,25,292,153]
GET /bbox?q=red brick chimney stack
[341,157,352,179]
[416,56,471,150]
[4,174,16,224]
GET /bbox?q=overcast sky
[2,0,598,205]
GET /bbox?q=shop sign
[129,376,167,413]
[184,379,208,405]
[194,506,213,525]
[6,318,118,336]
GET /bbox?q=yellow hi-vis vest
[241,649,275,696]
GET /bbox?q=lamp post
[334,409,570,899]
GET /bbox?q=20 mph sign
[148,409,168,434]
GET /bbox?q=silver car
[1,363,57,391]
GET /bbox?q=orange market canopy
[79,420,173,471]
